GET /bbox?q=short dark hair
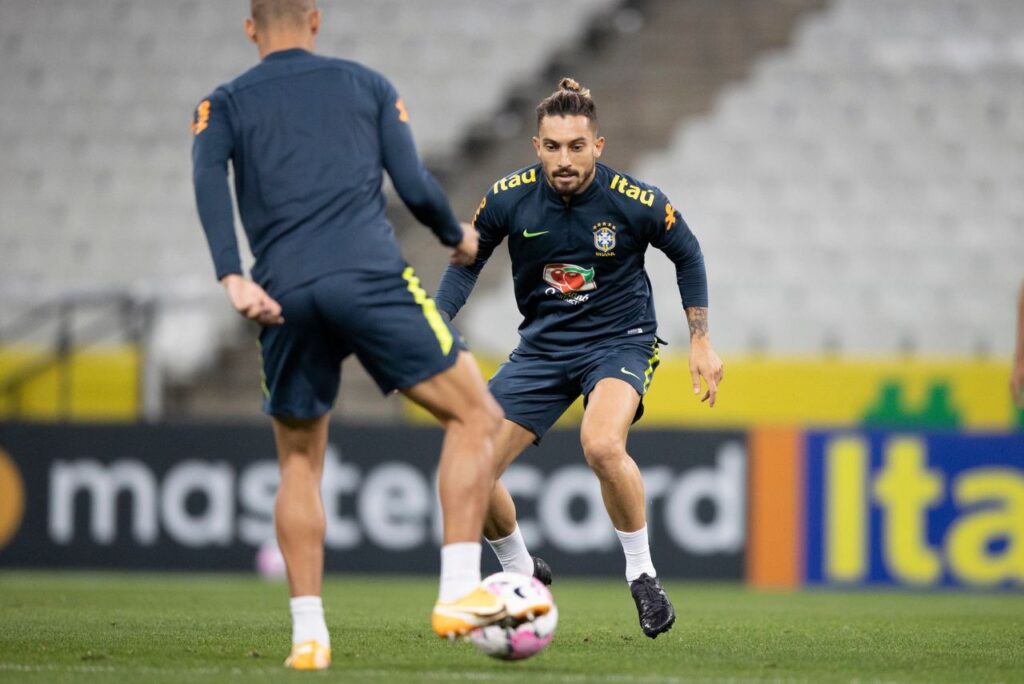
[251,0,316,29]
[536,77,597,129]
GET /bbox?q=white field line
[0,663,916,684]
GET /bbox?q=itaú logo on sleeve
[542,264,596,305]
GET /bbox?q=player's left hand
[689,338,724,408]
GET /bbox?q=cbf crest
[592,221,617,256]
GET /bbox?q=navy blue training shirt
[192,48,463,297]
[435,162,707,353]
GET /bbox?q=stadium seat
[631,0,1024,356]
[0,0,619,378]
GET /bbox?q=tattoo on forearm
[687,307,708,339]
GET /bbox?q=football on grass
[468,572,557,660]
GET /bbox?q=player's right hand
[450,222,479,266]
[220,274,284,326]
[689,337,723,408]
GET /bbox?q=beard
[548,164,593,196]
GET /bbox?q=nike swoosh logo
[522,229,549,238]
[620,367,641,381]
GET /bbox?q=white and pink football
[468,572,558,661]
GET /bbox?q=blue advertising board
[804,431,1023,588]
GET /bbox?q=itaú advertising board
[747,430,1024,589]
[0,424,746,578]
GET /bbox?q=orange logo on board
[0,447,25,551]
[192,99,211,135]
[395,98,410,123]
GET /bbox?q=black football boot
[629,573,675,638]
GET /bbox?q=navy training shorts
[258,267,463,418]
[488,335,662,443]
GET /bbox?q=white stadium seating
[0,0,617,378]
[2,0,1020,378]
[628,0,1024,356]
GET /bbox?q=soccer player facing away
[191,0,540,670]
[436,78,724,638]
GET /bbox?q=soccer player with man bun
[191,0,545,670]
[436,78,724,638]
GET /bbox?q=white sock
[290,595,330,648]
[616,526,656,582]
[486,525,534,576]
[438,542,482,602]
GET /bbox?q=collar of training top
[262,47,312,62]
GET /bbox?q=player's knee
[466,391,503,428]
[476,405,504,448]
[449,393,502,444]
[581,434,627,475]
[481,393,504,432]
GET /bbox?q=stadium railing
[0,291,156,421]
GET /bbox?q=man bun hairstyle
[536,77,597,128]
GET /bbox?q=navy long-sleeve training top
[435,162,707,353]
[191,48,463,298]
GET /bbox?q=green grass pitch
[0,572,1022,683]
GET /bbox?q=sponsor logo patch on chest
[592,221,617,256]
[542,263,596,305]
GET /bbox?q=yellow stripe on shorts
[642,340,660,395]
[255,339,271,399]
[402,266,454,355]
